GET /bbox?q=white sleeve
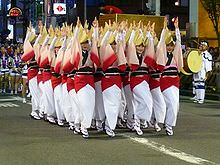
[204,52,212,72]
[139,29,144,38]
[61,37,67,50]
[92,27,99,40]
[49,36,57,50]
[67,36,74,49]
[128,30,136,44]
[73,26,79,39]
[24,31,31,42]
[33,34,42,47]
[175,28,181,43]
[42,35,50,47]
[100,30,111,46]
[146,31,153,41]
[116,31,125,43]
[159,28,166,43]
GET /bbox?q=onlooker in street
[192,41,212,104]
[0,46,10,93]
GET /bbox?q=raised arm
[173,17,183,70]
[147,31,153,42]
[92,17,99,41]
[49,36,57,50]
[61,37,67,50]
[24,31,31,43]
[159,17,168,44]
[42,35,50,47]
[128,30,136,44]
[33,34,42,47]
[174,17,181,43]
[100,30,111,47]
[73,17,81,40]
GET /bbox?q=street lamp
[175,0,180,6]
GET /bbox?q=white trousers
[29,76,41,113]
[76,84,95,129]
[38,81,45,114]
[123,84,134,124]
[133,81,153,122]
[102,85,121,130]
[151,87,166,124]
[62,83,75,123]
[93,81,105,121]
[162,86,179,126]
[193,74,206,101]
[196,89,205,101]
[118,87,127,120]
[192,81,195,95]
[43,80,56,117]
[195,81,205,101]
[69,88,80,124]
[54,84,65,121]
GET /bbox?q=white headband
[200,42,208,46]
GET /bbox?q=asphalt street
[0,95,220,165]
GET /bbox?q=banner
[53,3,66,15]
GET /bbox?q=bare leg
[3,73,9,93]
[11,75,15,94]
[14,75,21,94]
[0,75,2,92]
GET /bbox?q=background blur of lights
[175,1,180,6]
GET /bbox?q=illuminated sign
[8,7,22,17]
[53,3,66,15]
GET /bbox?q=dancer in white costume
[40,32,56,124]
[92,20,105,132]
[157,17,183,136]
[61,36,76,130]
[127,23,153,136]
[51,33,67,126]
[63,25,81,134]
[145,24,166,132]
[100,23,127,137]
[28,59,41,120]
[22,29,41,120]
[72,20,99,138]
[33,33,45,118]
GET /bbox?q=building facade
[0,0,190,43]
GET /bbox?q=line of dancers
[22,17,183,138]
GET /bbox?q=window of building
[181,0,188,7]
[86,0,104,6]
